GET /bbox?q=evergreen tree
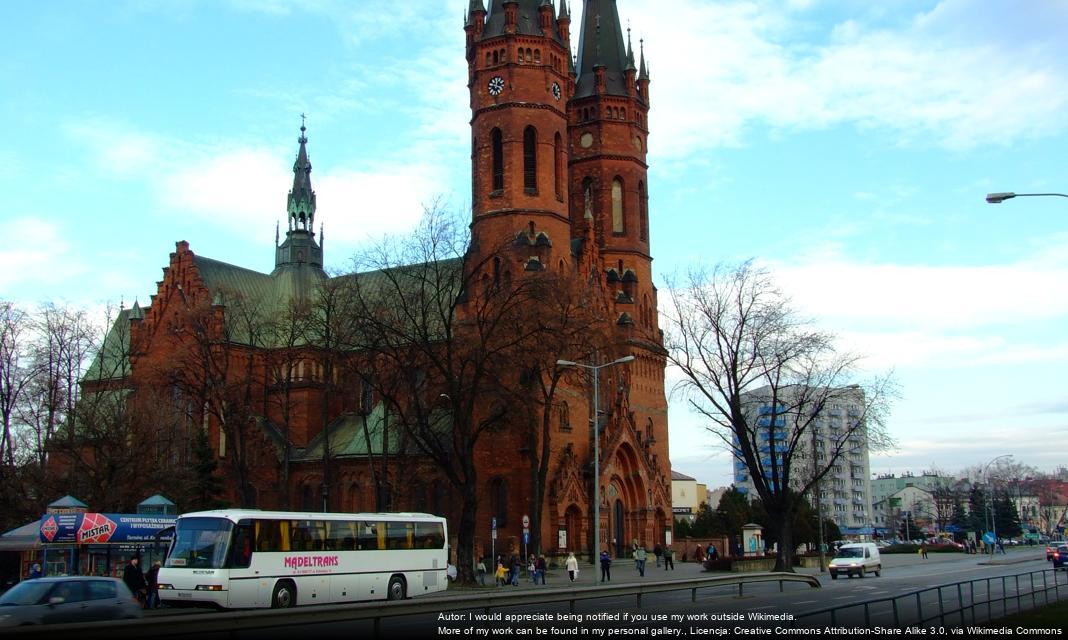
[690,502,717,537]
[967,484,991,533]
[713,487,754,537]
[674,517,692,539]
[993,495,1022,538]
[899,511,919,540]
[951,498,968,531]
[190,427,226,511]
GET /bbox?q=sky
[2,0,1067,490]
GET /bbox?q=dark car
[1053,545,1068,570]
[1047,541,1066,561]
[0,576,142,627]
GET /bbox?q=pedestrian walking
[708,544,719,562]
[477,557,487,586]
[996,540,1006,554]
[510,555,521,586]
[123,556,148,608]
[653,544,662,568]
[565,552,579,582]
[599,549,612,582]
[536,555,547,584]
[145,560,161,609]
[28,564,42,579]
[694,544,704,563]
[528,554,537,583]
[920,542,928,559]
[635,546,647,577]
[495,561,507,586]
[663,546,674,570]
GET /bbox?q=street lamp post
[557,354,635,570]
[982,454,1013,556]
[985,192,1068,204]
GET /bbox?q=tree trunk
[772,510,797,573]
[456,470,479,584]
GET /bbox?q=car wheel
[272,581,296,609]
[875,565,881,577]
[830,572,838,580]
[859,567,866,578]
[387,575,406,601]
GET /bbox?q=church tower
[465,0,575,272]
[273,121,324,273]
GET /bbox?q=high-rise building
[733,386,874,535]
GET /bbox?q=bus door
[227,520,259,607]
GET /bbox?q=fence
[794,567,1067,628]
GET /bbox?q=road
[166,548,1061,638]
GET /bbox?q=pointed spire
[287,115,316,232]
[574,0,630,98]
[275,221,279,246]
[558,0,569,18]
[625,24,636,71]
[638,37,648,80]
[467,0,486,25]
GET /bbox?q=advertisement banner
[39,513,176,544]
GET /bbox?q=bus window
[327,520,358,551]
[290,521,325,551]
[387,521,414,550]
[415,522,445,548]
[358,522,381,551]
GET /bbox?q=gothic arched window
[523,126,537,192]
[612,177,625,234]
[583,177,594,218]
[491,128,504,192]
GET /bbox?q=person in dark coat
[145,561,162,609]
[599,549,612,582]
[123,556,148,606]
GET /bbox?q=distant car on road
[1046,541,1067,561]
[1052,545,1068,570]
[0,576,141,627]
[829,542,882,580]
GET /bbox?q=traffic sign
[523,531,529,544]
[491,517,497,531]
[983,532,996,545]
[522,514,530,528]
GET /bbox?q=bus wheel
[272,581,296,608]
[387,576,406,601]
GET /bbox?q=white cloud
[615,0,1068,156]
[0,217,81,294]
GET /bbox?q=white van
[829,542,881,579]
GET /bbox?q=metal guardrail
[794,567,1067,628]
[2,571,819,639]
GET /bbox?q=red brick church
[82,0,671,562]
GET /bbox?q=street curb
[976,556,1044,566]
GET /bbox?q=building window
[489,476,508,527]
[523,126,537,192]
[583,178,594,218]
[558,402,571,432]
[491,128,504,192]
[611,178,624,234]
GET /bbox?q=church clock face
[551,82,561,101]
[488,76,505,97]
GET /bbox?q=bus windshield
[166,517,234,569]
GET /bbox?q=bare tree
[663,261,895,571]
[344,205,550,584]
[0,302,34,467]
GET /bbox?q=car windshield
[0,581,53,606]
[166,517,234,569]
[836,547,865,558]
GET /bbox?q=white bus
[157,510,449,609]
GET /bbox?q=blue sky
[3,0,1067,488]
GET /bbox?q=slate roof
[295,402,452,462]
[574,0,631,98]
[484,0,566,44]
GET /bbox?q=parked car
[829,542,882,580]
[1052,545,1068,570]
[1046,541,1067,561]
[0,577,142,627]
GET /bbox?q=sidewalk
[444,557,708,595]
